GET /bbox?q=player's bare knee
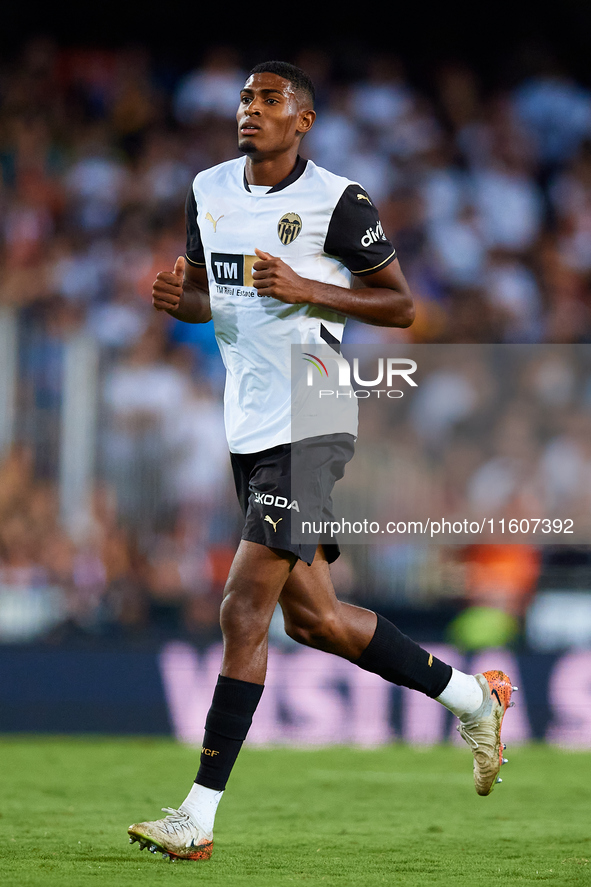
[219,591,272,645]
[219,593,252,638]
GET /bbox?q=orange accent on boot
[482,670,513,767]
[168,841,213,861]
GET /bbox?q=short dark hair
[248,61,315,108]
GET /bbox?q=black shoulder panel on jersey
[185,185,206,267]
[324,184,396,277]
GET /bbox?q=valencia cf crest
[277,213,302,245]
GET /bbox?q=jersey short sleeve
[185,185,206,267]
[323,184,396,276]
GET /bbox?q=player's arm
[151,183,212,323]
[252,184,414,328]
[252,249,413,327]
[152,257,211,323]
[152,256,211,323]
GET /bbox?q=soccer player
[128,61,516,861]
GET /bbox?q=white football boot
[457,670,517,796]
[128,806,213,860]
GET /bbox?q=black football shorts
[230,433,355,565]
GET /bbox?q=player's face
[237,73,314,157]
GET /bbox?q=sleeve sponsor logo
[361,220,387,247]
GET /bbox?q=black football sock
[196,674,264,791]
[355,613,452,698]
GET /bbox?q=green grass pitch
[1,738,590,886]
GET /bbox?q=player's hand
[252,249,307,303]
[152,256,185,312]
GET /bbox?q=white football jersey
[185,155,396,454]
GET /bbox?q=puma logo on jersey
[357,193,372,203]
[264,515,283,532]
[205,212,224,232]
[254,492,300,512]
[361,220,386,247]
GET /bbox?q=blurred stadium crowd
[1,37,591,647]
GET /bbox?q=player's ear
[297,108,316,136]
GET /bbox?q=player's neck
[244,150,300,188]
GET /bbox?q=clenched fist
[152,256,185,312]
[252,249,307,303]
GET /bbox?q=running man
[128,61,515,861]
